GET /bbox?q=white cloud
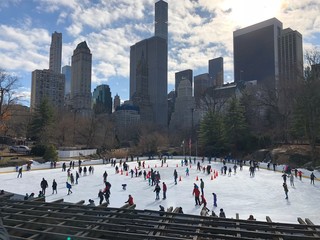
[2,0,320,102]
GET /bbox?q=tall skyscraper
[49,31,62,73]
[209,57,224,87]
[175,69,193,97]
[155,0,168,41]
[279,28,303,84]
[130,0,168,126]
[62,65,71,95]
[92,84,112,114]
[71,41,92,114]
[233,18,283,89]
[30,31,65,111]
[234,18,303,91]
[194,73,210,107]
[114,94,121,111]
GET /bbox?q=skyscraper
[234,18,303,91]
[130,0,168,126]
[155,0,168,41]
[30,31,64,111]
[233,18,283,89]
[31,69,65,111]
[114,94,120,111]
[175,69,193,97]
[49,31,62,74]
[194,73,210,107]
[209,57,224,87]
[62,65,71,95]
[279,28,303,84]
[92,84,112,114]
[71,41,92,114]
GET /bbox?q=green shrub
[31,145,46,156]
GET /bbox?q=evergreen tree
[28,98,55,145]
[224,97,249,152]
[292,66,320,166]
[43,144,58,162]
[199,110,227,155]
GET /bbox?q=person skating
[282,173,287,183]
[310,172,316,185]
[283,182,288,199]
[98,189,104,205]
[197,161,201,171]
[162,182,167,200]
[103,171,108,182]
[17,167,22,178]
[76,171,79,184]
[66,182,72,195]
[52,179,57,194]
[174,169,178,185]
[192,183,201,206]
[185,167,189,176]
[219,208,226,218]
[212,192,218,207]
[290,174,294,187]
[40,178,48,195]
[154,183,161,200]
[298,170,303,181]
[200,179,204,195]
[125,194,134,205]
[62,162,66,172]
[70,173,74,185]
[200,194,208,209]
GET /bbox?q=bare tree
[0,69,19,134]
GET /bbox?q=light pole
[240,70,244,82]
[190,108,194,157]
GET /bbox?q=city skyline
[0,0,319,107]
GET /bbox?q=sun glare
[223,0,283,27]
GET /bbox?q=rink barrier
[1,197,320,239]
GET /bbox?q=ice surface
[0,158,319,224]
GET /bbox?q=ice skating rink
[0,158,319,224]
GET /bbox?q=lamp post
[190,108,194,157]
[240,70,244,82]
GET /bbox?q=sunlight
[223,0,283,27]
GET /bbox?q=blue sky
[0,0,320,107]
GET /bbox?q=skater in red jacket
[125,194,134,205]
[192,183,201,206]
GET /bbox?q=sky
[0,0,320,107]
[0,158,320,224]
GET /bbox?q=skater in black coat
[98,189,104,205]
[154,184,161,200]
[52,179,57,194]
[174,169,178,185]
[40,178,48,195]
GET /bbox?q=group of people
[281,170,317,200]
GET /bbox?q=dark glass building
[233,18,282,89]
[92,84,112,114]
[130,1,168,127]
[209,57,224,87]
